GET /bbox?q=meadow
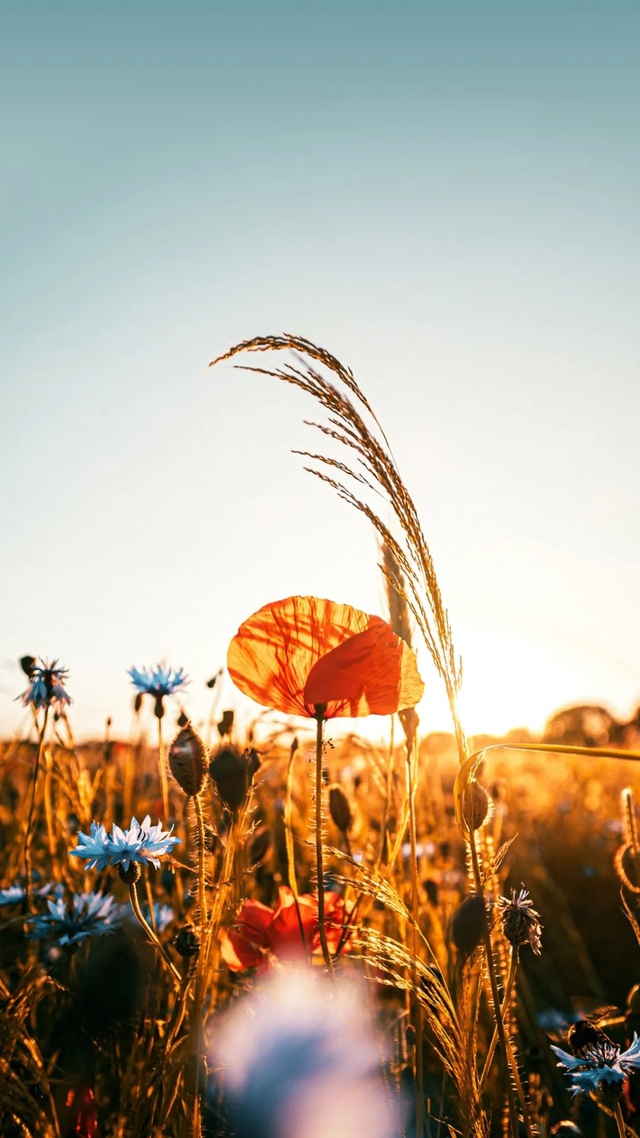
[1,336,639,1138]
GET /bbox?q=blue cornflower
[19,658,71,710]
[552,1035,640,1097]
[27,891,125,946]
[70,814,181,872]
[0,882,61,906]
[128,663,189,699]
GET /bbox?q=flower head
[0,882,61,906]
[210,968,400,1138]
[227,595,424,720]
[552,1035,640,1098]
[70,814,181,872]
[128,663,190,699]
[19,658,71,710]
[27,891,125,946]
[220,886,348,973]
[498,887,543,955]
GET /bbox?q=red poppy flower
[220,886,347,972]
[63,1085,98,1138]
[227,595,424,719]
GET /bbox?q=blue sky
[1,0,638,739]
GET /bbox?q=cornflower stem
[405,731,425,1138]
[314,709,334,976]
[157,716,170,823]
[43,750,56,861]
[469,833,521,1138]
[614,1101,628,1138]
[128,880,181,985]
[24,707,49,912]
[479,947,519,1093]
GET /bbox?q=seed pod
[328,785,352,833]
[209,745,249,811]
[462,781,491,832]
[134,692,144,714]
[177,709,189,728]
[173,925,200,958]
[245,746,261,785]
[451,893,486,956]
[169,724,208,797]
[118,862,142,885]
[20,655,36,678]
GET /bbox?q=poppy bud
[169,725,208,797]
[217,709,234,737]
[118,862,142,885]
[462,781,491,832]
[328,785,352,833]
[209,745,249,811]
[451,893,486,956]
[173,925,200,958]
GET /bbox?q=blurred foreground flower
[227,595,424,720]
[210,968,400,1138]
[19,658,71,710]
[70,815,180,872]
[27,891,124,946]
[0,881,61,906]
[552,1035,640,1098]
[220,885,347,972]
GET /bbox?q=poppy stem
[314,709,335,976]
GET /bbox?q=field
[1,337,639,1138]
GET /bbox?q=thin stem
[193,794,207,931]
[480,947,519,1093]
[284,739,309,959]
[314,709,334,975]
[128,880,181,985]
[24,708,49,912]
[158,716,170,822]
[469,834,520,1138]
[406,730,425,1138]
[614,1102,627,1138]
[43,750,56,861]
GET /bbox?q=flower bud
[217,709,234,738]
[169,724,208,797]
[209,745,249,811]
[451,893,486,956]
[173,925,200,958]
[328,785,352,833]
[118,862,142,885]
[462,780,491,832]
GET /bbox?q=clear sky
[1,0,638,741]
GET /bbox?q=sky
[1,0,639,742]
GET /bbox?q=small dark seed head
[328,785,352,833]
[247,826,272,866]
[217,709,234,738]
[20,655,37,678]
[177,709,189,728]
[169,724,208,797]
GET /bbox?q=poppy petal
[227,596,371,717]
[304,618,424,717]
[220,899,273,971]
